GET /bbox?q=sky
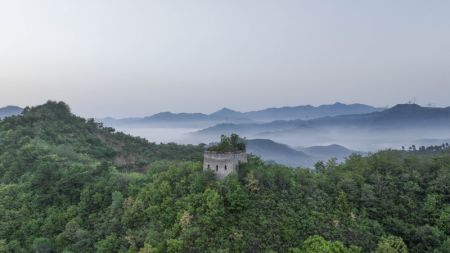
[1,0,449,118]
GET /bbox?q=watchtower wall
[203,151,247,179]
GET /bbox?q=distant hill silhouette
[244,102,382,121]
[199,104,450,135]
[246,139,313,167]
[99,103,381,128]
[297,144,362,162]
[246,139,360,167]
[210,108,245,119]
[0,105,23,119]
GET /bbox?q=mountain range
[196,104,450,151]
[99,103,382,128]
[198,104,450,134]
[6,102,450,154]
[200,104,450,133]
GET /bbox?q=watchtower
[203,150,247,179]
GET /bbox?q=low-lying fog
[114,126,450,152]
[115,127,201,145]
[259,127,450,151]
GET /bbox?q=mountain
[296,144,362,163]
[0,101,203,172]
[210,108,245,119]
[100,109,252,128]
[99,103,381,128]
[300,144,353,157]
[100,112,210,127]
[0,105,22,119]
[305,104,450,129]
[246,139,314,167]
[196,104,450,151]
[244,102,382,121]
[200,104,450,134]
[246,139,360,167]
[146,112,209,121]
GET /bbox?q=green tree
[374,236,408,253]
[32,237,53,253]
[289,235,361,253]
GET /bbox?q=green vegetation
[207,134,246,152]
[0,101,449,252]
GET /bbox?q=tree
[95,235,123,253]
[0,240,6,253]
[207,134,246,152]
[289,236,361,253]
[437,206,450,234]
[374,236,408,253]
[32,238,53,253]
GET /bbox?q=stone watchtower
[203,150,247,179]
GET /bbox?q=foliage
[0,101,449,252]
[374,236,408,253]
[207,134,246,152]
[289,235,361,253]
[0,101,204,177]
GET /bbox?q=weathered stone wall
[203,151,247,179]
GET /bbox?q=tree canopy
[0,101,448,252]
[207,134,246,152]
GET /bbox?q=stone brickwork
[203,151,247,179]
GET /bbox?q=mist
[113,123,450,154]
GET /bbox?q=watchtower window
[216,165,219,171]
[224,165,227,170]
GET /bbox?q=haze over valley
[104,103,450,166]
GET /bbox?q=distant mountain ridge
[0,105,23,119]
[297,144,362,162]
[246,139,313,167]
[246,139,359,167]
[99,103,382,128]
[199,104,450,135]
[244,102,382,121]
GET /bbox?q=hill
[306,104,450,129]
[201,104,450,133]
[210,107,245,120]
[0,101,203,175]
[0,105,22,119]
[197,104,450,150]
[244,102,382,121]
[246,139,314,167]
[246,140,361,167]
[100,109,251,128]
[297,144,362,163]
[99,103,381,128]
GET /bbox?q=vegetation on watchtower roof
[207,133,246,152]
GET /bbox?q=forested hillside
[0,102,449,252]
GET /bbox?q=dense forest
[0,102,449,252]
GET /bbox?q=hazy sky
[1,0,449,117]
